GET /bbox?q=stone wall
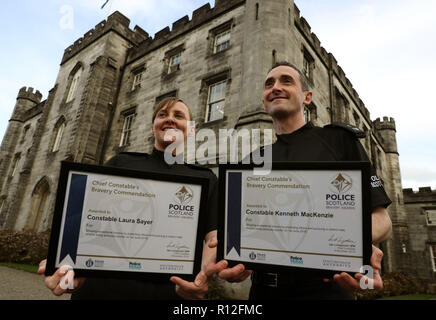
[402,187,436,289]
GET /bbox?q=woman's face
[152,101,191,152]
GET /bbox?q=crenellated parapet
[293,4,371,122]
[372,117,398,154]
[373,117,396,131]
[61,11,149,65]
[17,87,42,104]
[126,0,245,64]
[403,187,436,203]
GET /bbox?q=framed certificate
[217,162,372,275]
[45,161,209,281]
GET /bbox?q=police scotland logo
[326,173,356,209]
[168,186,195,219]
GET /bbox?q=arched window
[26,178,50,231]
[66,64,83,103]
[52,118,66,152]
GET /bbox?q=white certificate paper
[224,169,367,273]
[55,171,202,275]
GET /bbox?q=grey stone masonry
[402,188,436,291]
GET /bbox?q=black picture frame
[217,161,372,277]
[45,161,209,282]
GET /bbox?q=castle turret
[0,87,42,177]
[373,117,398,154]
[373,116,409,272]
[10,87,42,121]
[0,87,43,226]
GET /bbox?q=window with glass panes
[131,72,142,90]
[66,68,82,102]
[425,209,436,226]
[430,245,436,272]
[168,53,181,73]
[120,114,134,146]
[214,30,230,53]
[52,122,65,152]
[206,80,226,122]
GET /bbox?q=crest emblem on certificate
[174,186,194,205]
[330,173,352,194]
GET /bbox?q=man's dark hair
[268,61,311,91]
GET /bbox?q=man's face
[152,101,191,151]
[262,65,312,119]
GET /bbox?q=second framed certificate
[217,162,372,275]
[45,161,209,281]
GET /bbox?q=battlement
[403,187,436,203]
[293,4,371,122]
[61,11,149,65]
[17,87,42,104]
[373,117,396,131]
[126,0,245,64]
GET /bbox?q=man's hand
[170,231,227,299]
[170,260,228,300]
[217,263,252,283]
[325,245,383,292]
[38,259,85,296]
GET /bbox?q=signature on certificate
[328,234,356,245]
[166,241,189,250]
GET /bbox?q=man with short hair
[218,62,392,300]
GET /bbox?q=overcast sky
[0,0,435,190]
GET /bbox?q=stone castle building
[401,187,436,292]
[0,0,434,290]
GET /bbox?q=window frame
[301,46,315,82]
[119,112,135,147]
[130,63,146,91]
[424,208,436,226]
[168,52,182,74]
[208,20,233,57]
[131,72,142,91]
[205,80,227,123]
[214,29,231,54]
[430,245,436,272]
[66,67,82,103]
[52,122,65,152]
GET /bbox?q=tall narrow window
[20,125,30,144]
[302,47,315,82]
[66,68,82,102]
[11,155,20,177]
[168,52,181,73]
[120,113,135,147]
[214,30,231,53]
[52,122,65,152]
[425,208,436,226]
[430,245,436,272]
[27,179,50,231]
[132,73,142,91]
[206,80,226,122]
[255,3,259,20]
[272,50,277,67]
